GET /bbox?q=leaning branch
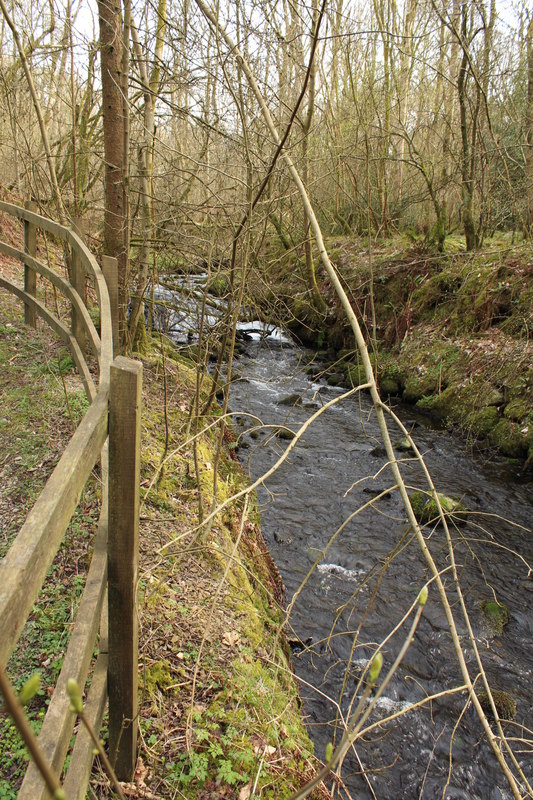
[189,2,525,796]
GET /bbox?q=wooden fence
[0,201,141,798]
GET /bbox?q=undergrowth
[0,287,325,798]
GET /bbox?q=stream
[158,282,533,799]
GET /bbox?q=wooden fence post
[108,356,142,780]
[71,221,86,351]
[102,255,119,357]
[24,200,37,328]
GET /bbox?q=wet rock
[476,689,516,720]
[363,487,392,500]
[481,599,510,635]
[276,427,296,440]
[305,366,322,378]
[409,491,468,524]
[273,531,294,545]
[394,437,414,452]
[370,445,387,458]
[288,636,313,655]
[278,393,303,406]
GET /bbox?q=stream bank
[0,277,326,798]
[252,235,533,466]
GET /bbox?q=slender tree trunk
[526,15,533,234]
[457,0,478,250]
[98,0,127,342]
[0,0,64,219]
[301,0,325,312]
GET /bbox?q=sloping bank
[0,283,325,798]
[281,238,532,468]
[134,338,327,799]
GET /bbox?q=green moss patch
[481,600,510,635]
[409,491,468,525]
[476,689,516,721]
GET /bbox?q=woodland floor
[0,253,326,799]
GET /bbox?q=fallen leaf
[223,630,240,647]
[238,781,252,800]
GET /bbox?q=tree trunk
[98,0,127,343]
[457,0,478,250]
[526,16,533,234]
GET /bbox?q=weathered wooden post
[108,356,142,780]
[101,255,119,356]
[71,221,86,351]
[23,200,37,328]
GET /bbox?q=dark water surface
[227,339,533,800]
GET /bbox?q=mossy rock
[416,386,458,419]
[276,427,296,440]
[380,376,401,395]
[278,393,303,406]
[476,689,516,721]
[503,398,529,422]
[327,372,344,386]
[207,273,230,297]
[345,358,377,388]
[481,599,510,635]
[394,437,413,452]
[403,373,438,403]
[469,406,500,437]
[345,362,366,386]
[489,419,527,458]
[409,491,467,524]
[484,388,505,407]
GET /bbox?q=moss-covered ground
[0,271,326,797]
[253,234,532,467]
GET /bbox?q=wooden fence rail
[0,201,141,796]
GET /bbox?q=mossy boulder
[380,376,401,395]
[345,362,367,387]
[327,372,344,386]
[403,373,438,403]
[476,689,516,721]
[207,273,230,297]
[481,599,510,635]
[276,426,296,440]
[409,491,467,524]
[416,386,458,419]
[394,437,414,452]
[503,398,529,422]
[287,296,325,346]
[489,419,527,458]
[469,406,501,437]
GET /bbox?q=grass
[0,288,326,798]
[0,290,100,796]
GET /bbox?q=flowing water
[159,283,533,799]
[227,338,533,800]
